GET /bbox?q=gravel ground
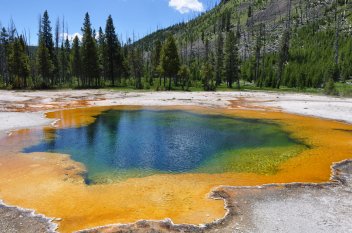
[231,160,352,233]
[0,201,57,233]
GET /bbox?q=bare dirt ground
[0,90,351,233]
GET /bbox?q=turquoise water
[23,110,304,183]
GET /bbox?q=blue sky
[0,0,218,45]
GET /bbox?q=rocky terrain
[0,201,57,233]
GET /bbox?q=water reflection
[24,110,302,182]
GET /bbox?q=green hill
[135,0,352,93]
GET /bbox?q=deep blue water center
[23,110,300,183]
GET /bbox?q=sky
[0,0,218,45]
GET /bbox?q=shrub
[324,79,338,96]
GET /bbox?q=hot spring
[2,106,351,233]
[23,109,306,184]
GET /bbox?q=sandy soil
[0,89,351,233]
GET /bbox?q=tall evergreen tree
[104,15,122,86]
[81,13,100,87]
[0,27,10,86]
[54,17,60,84]
[160,34,180,90]
[40,10,56,85]
[151,40,162,85]
[178,64,190,91]
[204,38,210,62]
[41,11,54,55]
[215,32,224,86]
[254,24,264,86]
[201,54,216,91]
[97,27,106,85]
[37,34,53,87]
[276,30,290,88]
[65,38,71,82]
[128,46,143,89]
[224,31,240,88]
[71,36,82,86]
[8,36,30,88]
[59,37,70,84]
[121,39,131,82]
[225,10,231,32]
[276,0,292,88]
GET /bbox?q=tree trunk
[168,76,172,90]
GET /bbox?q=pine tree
[41,10,56,85]
[65,38,71,80]
[0,27,10,86]
[54,17,60,84]
[105,15,122,86]
[121,40,131,83]
[215,32,224,86]
[276,30,290,88]
[254,24,264,86]
[37,34,53,88]
[160,34,180,90]
[201,57,215,91]
[204,38,210,62]
[128,47,143,89]
[151,40,162,85]
[248,5,252,18]
[224,31,240,89]
[71,36,82,86]
[81,13,100,87]
[276,0,292,89]
[8,36,30,88]
[97,27,106,85]
[18,36,30,88]
[41,11,54,55]
[178,65,190,90]
[59,37,70,85]
[225,10,231,32]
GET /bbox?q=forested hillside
[0,0,351,95]
[137,0,352,94]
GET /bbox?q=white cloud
[169,0,204,14]
[60,32,83,42]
